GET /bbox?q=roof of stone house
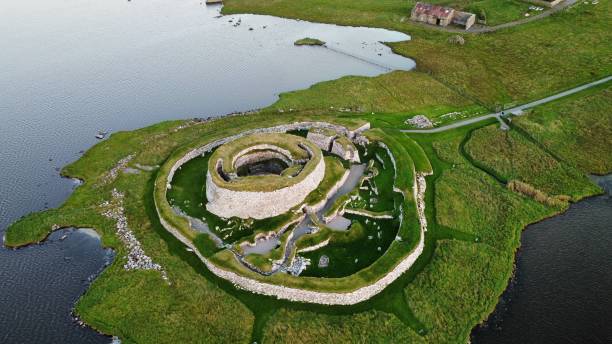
[452,11,475,25]
[412,2,454,19]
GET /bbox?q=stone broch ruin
[155,121,431,305]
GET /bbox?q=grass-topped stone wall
[154,120,429,305]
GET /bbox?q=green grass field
[232,0,610,119]
[393,2,612,108]
[513,85,612,175]
[4,105,605,343]
[225,0,533,31]
[464,125,600,200]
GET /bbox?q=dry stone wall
[155,169,430,305]
[206,155,325,219]
[331,139,360,163]
[158,121,435,305]
[231,144,295,171]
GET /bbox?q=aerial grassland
[464,125,600,200]
[224,0,536,31]
[513,85,612,175]
[3,1,611,342]
[4,94,607,342]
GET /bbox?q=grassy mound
[294,37,326,46]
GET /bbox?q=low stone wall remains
[343,208,394,219]
[297,238,331,253]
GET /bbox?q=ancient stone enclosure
[155,121,432,305]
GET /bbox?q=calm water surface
[473,175,612,343]
[0,0,414,231]
[0,228,114,343]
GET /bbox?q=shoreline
[470,174,612,340]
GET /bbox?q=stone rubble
[101,155,134,185]
[406,115,434,128]
[101,189,168,282]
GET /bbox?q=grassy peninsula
[4,0,611,343]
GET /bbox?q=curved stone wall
[155,121,433,305]
[206,154,326,219]
[233,145,294,172]
[155,169,430,305]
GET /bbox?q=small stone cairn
[406,115,434,128]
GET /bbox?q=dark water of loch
[0,228,114,343]
[472,175,612,344]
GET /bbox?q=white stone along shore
[102,189,168,282]
[101,155,134,185]
[156,122,432,304]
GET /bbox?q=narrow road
[402,76,612,134]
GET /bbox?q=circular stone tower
[205,133,325,219]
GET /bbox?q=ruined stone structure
[411,2,476,30]
[308,127,360,162]
[411,2,454,26]
[331,136,360,163]
[154,120,431,305]
[206,134,326,219]
[307,127,336,151]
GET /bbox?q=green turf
[294,37,326,46]
[3,1,610,340]
[513,85,612,175]
[464,125,600,201]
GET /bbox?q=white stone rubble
[101,155,134,184]
[101,189,168,282]
[406,115,433,128]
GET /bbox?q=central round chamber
[236,157,289,176]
